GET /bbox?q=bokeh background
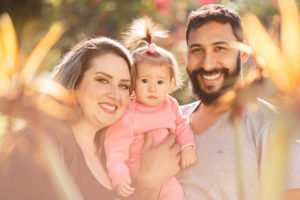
[2,0,298,105]
[1,1,300,200]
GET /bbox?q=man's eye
[96,78,108,84]
[191,48,203,53]
[142,79,148,83]
[157,80,164,85]
[215,46,227,51]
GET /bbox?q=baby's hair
[123,16,182,91]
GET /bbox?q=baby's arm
[180,145,197,169]
[168,96,197,169]
[104,109,135,189]
[115,179,135,197]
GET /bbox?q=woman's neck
[70,118,112,189]
[70,118,103,152]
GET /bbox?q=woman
[0,37,180,200]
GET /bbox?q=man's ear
[241,51,249,62]
[241,40,250,62]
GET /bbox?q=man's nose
[201,52,217,70]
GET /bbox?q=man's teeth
[202,73,221,80]
[100,104,116,111]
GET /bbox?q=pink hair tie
[147,43,156,54]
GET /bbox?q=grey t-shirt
[178,99,300,200]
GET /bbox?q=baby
[105,17,197,200]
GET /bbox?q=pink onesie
[105,95,195,200]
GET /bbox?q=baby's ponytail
[122,16,168,52]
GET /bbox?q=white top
[178,99,300,200]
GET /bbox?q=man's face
[187,21,241,105]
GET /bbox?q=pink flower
[155,0,171,16]
[270,0,279,8]
[195,0,215,5]
[155,0,170,8]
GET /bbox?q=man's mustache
[190,67,229,76]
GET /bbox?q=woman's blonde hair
[123,17,182,91]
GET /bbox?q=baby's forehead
[136,65,171,79]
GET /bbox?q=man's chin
[195,91,221,105]
[194,86,221,105]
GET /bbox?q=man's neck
[191,100,231,135]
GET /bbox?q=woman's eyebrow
[95,72,131,82]
[95,72,112,78]
[121,79,131,83]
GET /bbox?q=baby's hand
[180,145,198,169]
[115,179,135,197]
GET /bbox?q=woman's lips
[98,102,118,114]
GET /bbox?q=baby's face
[135,64,172,106]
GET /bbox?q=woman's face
[75,53,131,129]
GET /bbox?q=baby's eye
[142,79,149,83]
[96,78,108,84]
[157,80,164,85]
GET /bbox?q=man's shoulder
[242,98,279,134]
[179,101,201,117]
[244,98,278,120]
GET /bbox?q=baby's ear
[168,79,176,92]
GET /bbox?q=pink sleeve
[169,97,196,149]
[104,109,134,188]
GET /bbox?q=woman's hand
[134,132,181,200]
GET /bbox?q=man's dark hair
[186,4,244,42]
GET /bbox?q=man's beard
[188,55,241,106]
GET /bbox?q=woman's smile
[98,102,118,114]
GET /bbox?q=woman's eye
[96,78,108,83]
[142,79,148,83]
[157,80,164,85]
[120,84,130,90]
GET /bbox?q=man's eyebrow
[188,43,203,48]
[212,41,230,45]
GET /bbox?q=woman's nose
[108,85,120,99]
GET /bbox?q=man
[177,4,300,200]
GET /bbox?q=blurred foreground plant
[0,13,83,200]
[232,0,300,200]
